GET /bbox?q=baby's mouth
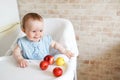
[34,37,40,39]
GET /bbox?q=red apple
[53,67,63,77]
[44,55,54,65]
[39,60,49,70]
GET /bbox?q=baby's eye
[40,30,43,32]
[32,31,36,32]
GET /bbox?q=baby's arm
[51,41,74,58]
[13,45,28,68]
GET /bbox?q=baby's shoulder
[17,36,28,42]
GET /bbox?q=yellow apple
[55,57,65,66]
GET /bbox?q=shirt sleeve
[17,38,22,51]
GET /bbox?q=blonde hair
[22,13,43,29]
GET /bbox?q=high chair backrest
[44,18,79,56]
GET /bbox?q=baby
[13,13,73,68]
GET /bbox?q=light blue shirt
[17,35,52,60]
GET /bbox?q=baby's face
[24,19,44,42]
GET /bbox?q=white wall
[0,0,20,27]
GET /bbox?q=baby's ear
[22,28,25,33]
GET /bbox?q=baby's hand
[18,59,28,68]
[64,50,74,59]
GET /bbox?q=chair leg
[74,57,78,80]
[74,70,77,80]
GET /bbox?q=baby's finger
[20,61,28,68]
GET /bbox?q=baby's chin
[33,39,40,42]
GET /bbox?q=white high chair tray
[0,56,74,80]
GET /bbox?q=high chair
[0,18,79,80]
